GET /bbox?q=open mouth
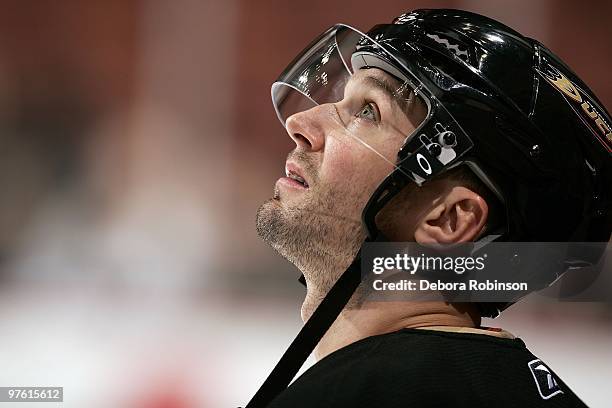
[286,169,309,188]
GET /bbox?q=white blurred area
[0,0,610,407]
[0,291,609,407]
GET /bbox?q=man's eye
[356,102,379,122]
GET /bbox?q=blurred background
[0,0,610,407]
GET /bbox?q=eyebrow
[359,75,414,112]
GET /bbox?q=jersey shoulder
[268,329,588,408]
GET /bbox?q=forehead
[309,67,403,106]
[346,67,402,91]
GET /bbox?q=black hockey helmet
[271,8,612,315]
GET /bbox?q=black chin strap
[243,246,365,408]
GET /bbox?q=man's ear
[414,186,488,244]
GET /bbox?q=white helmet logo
[416,153,432,175]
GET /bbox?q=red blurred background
[0,1,610,407]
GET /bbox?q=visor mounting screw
[529,144,541,157]
[440,131,456,146]
[427,143,442,157]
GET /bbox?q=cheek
[322,141,355,183]
[321,138,397,197]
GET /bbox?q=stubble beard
[256,182,366,317]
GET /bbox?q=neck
[302,295,481,360]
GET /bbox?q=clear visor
[272,24,473,185]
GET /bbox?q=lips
[285,162,309,188]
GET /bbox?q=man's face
[256,68,426,287]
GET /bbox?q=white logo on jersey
[528,359,564,400]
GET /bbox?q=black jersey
[267,328,588,408]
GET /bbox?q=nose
[284,105,328,152]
